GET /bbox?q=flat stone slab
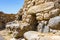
[28,2,54,14]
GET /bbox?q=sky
[0,0,24,14]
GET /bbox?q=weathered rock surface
[24,31,60,40]
[49,9,60,17]
[6,20,20,31]
[24,31,41,40]
[48,16,60,30]
[28,2,54,14]
[37,21,49,33]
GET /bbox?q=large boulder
[27,2,54,14]
[47,16,60,30]
[24,31,41,40]
[24,31,60,40]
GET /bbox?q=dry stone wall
[16,0,60,33]
[6,0,60,39]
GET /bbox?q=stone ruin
[5,0,60,40]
